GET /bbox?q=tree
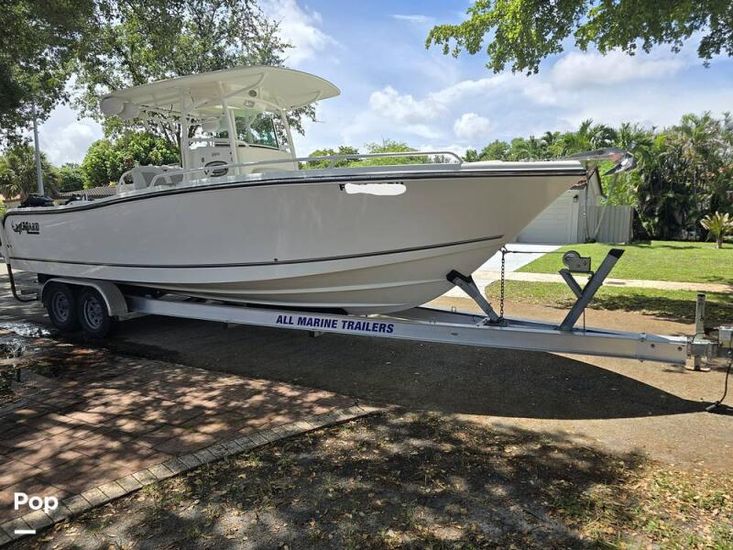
[700,212,733,248]
[0,0,98,142]
[305,146,360,169]
[673,112,729,220]
[72,0,313,147]
[359,140,429,166]
[479,140,510,160]
[1,1,312,146]
[57,163,86,193]
[0,144,58,199]
[426,0,733,74]
[507,135,548,160]
[80,132,180,188]
[463,148,480,162]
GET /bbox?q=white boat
[1,66,586,314]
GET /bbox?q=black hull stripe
[2,167,584,219]
[9,234,503,270]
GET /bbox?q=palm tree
[673,112,728,231]
[588,123,617,149]
[0,144,53,200]
[558,119,594,155]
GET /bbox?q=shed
[515,168,633,244]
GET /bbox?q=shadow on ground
[11,412,660,549]
[582,293,733,325]
[0,270,708,422]
[93,314,707,421]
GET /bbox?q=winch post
[559,249,624,331]
[446,270,501,323]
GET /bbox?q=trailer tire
[44,283,79,332]
[77,288,115,339]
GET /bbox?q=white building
[516,168,633,244]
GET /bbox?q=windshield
[216,109,280,148]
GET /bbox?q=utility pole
[31,102,44,196]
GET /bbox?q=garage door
[515,191,577,244]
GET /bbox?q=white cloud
[262,0,337,66]
[365,47,697,143]
[368,86,446,124]
[38,104,103,165]
[391,14,433,25]
[551,49,686,89]
[405,124,441,140]
[453,113,491,141]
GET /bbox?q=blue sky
[38,0,733,164]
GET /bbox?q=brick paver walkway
[0,336,362,527]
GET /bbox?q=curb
[0,404,382,545]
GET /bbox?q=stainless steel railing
[118,150,463,193]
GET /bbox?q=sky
[38,0,733,165]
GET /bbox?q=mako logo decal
[11,221,40,235]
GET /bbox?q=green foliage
[480,139,511,160]
[359,140,429,166]
[72,0,313,144]
[463,148,480,162]
[0,143,58,199]
[305,146,360,169]
[306,141,431,169]
[426,0,733,74]
[80,132,180,188]
[454,112,732,237]
[56,163,85,193]
[1,1,312,146]
[630,113,733,239]
[700,212,733,248]
[0,0,97,142]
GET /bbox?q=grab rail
[135,150,463,191]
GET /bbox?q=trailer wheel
[77,288,115,338]
[44,283,79,332]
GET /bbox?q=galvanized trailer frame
[125,294,692,364]
[5,248,728,365]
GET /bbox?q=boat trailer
[6,249,733,366]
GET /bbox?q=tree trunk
[716,237,723,249]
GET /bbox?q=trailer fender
[41,278,128,317]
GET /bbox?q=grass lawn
[517,241,733,285]
[486,280,733,325]
[16,412,733,549]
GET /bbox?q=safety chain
[499,246,507,319]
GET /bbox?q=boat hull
[3,167,581,313]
